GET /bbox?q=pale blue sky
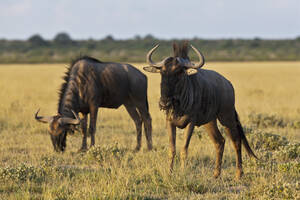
[0,0,299,40]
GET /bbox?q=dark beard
[52,132,67,152]
[160,77,194,117]
[159,96,185,117]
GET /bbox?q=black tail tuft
[235,111,258,159]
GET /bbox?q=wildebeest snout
[159,97,173,110]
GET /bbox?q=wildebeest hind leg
[136,104,153,151]
[225,126,243,179]
[125,104,142,151]
[204,120,225,178]
[219,114,243,180]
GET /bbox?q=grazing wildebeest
[35,56,152,152]
[143,42,256,179]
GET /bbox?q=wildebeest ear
[185,68,198,76]
[173,43,179,57]
[181,41,189,59]
[143,66,161,73]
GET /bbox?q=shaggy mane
[57,56,102,113]
[173,41,190,59]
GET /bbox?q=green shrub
[264,181,298,200]
[86,143,127,163]
[0,163,45,183]
[247,112,300,129]
[277,161,300,173]
[248,113,288,128]
[275,143,300,161]
[243,180,299,200]
[248,131,289,151]
[288,120,300,129]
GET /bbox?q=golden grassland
[0,62,299,199]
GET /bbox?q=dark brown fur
[42,56,153,152]
[145,42,256,179]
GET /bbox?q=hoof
[169,163,174,174]
[213,169,221,178]
[133,147,141,153]
[78,148,88,153]
[235,170,243,180]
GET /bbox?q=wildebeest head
[143,42,205,111]
[35,109,80,152]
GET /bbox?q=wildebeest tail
[145,94,149,111]
[235,110,258,159]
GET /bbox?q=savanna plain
[0,62,299,199]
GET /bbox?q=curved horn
[146,44,169,68]
[146,44,159,66]
[58,110,80,125]
[35,109,53,123]
[184,45,205,69]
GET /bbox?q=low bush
[86,143,127,164]
[247,131,289,151]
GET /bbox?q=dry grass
[0,62,299,199]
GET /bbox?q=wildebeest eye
[175,65,185,74]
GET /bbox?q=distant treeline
[0,32,300,63]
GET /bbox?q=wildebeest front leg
[204,120,225,178]
[80,113,88,151]
[124,104,142,151]
[180,122,194,169]
[167,120,176,173]
[89,106,98,147]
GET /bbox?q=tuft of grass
[247,130,289,151]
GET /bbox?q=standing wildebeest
[143,42,256,179]
[35,56,152,152]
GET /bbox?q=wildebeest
[143,42,256,179]
[35,56,152,152]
